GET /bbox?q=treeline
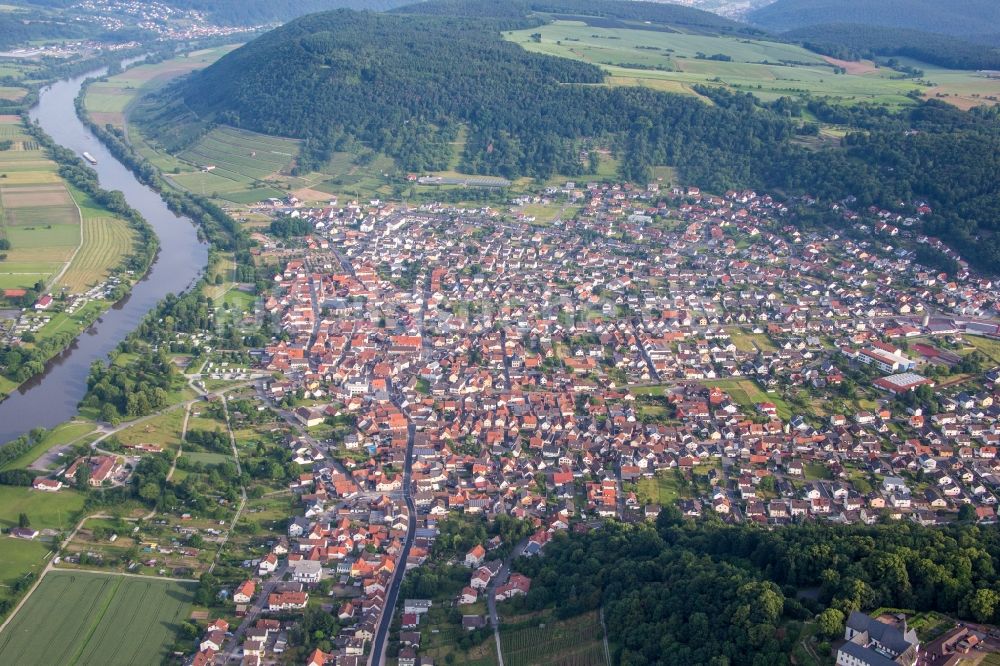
[514,518,1000,665]
[785,23,1000,70]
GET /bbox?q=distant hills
[784,23,1000,71]
[748,0,1000,40]
[146,0,1000,274]
[11,0,413,25]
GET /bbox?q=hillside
[748,0,1000,39]
[784,23,1000,71]
[154,1,1000,274]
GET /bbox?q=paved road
[220,563,288,662]
[487,537,530,666]
[367,403,416,666]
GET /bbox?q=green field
[500,611,608,666]
[0,420,96,471]
[0,571,195,665]
[706,378,792,420]
[635,472,685,505]
[505,21,992,108]
[0,486,84,532]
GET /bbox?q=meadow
[706,378,792,420]
[500,610,608,666]
[506,21,998,109]
[0,571,195,665]
[0,485,84,531]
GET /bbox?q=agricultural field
[170,126,299,203]
[84,45,239,130]
[505,21,996,109]
[58,215,135,292]
[0,571,195,665]
[0,114,135,294]
[500,610,609,666]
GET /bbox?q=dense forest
[516,518,1000,665]
[748,0,1000,40]
[784,23,1000,70]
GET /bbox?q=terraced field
[0,572,195,665]
[171,126,298,202]
[500,611,608,666]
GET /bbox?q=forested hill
[783,24,1000,71]
[748,0,1000,39]
[160,2,1000,274]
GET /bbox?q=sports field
[0,571,196,665]
[506,21,996,108]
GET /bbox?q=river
[0,64,208,444]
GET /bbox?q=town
[118,180,999,665]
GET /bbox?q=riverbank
[0,62,207,444]
[0,113,157,401]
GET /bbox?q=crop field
[506,21,962,107]
[58,216,135,292]
[500,611,609,666]
[0,117,82,290]
[0,571,195,665]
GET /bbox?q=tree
[75,462,90,488]
[958,503,977,522]
[17,513,30,529]
[817,608,845,639]
[968,589,999,624]
[139,482,161,503]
